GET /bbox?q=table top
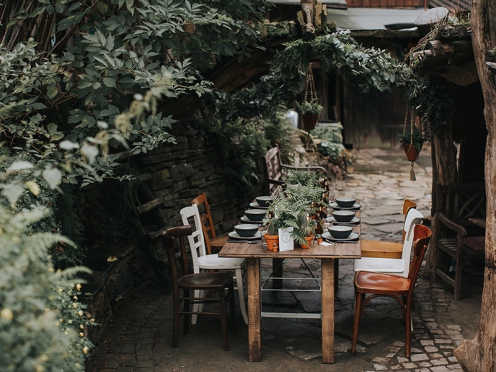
[221,201,362,259]
[219,239,361,259]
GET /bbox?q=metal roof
[429,0,471,12]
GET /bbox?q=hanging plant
[398,108,428,180]
[398,126,426,156]
[296,99,323,116]
[297,63,322,133]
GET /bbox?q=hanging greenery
[270,31,413,96]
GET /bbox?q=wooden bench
[433,182,486,300]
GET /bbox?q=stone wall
[80,120,256,345]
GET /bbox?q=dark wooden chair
[262,145,326,196]
[433,182,486,300]
[162,225,235,350]
[191,192,229,254]
[351,224,432,357]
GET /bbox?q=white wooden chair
[180,204,248,325]
[353,208,424,277]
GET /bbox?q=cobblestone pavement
[87,147,483,372]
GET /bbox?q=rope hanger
[403,106,419,181]
[304,63,317,105]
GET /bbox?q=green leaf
[55,2,65,13]
[43,168,62,189]
[96,2,108,15]
[126,0,134,15]
[47,83,58,99]
[47,123,58,135]
[103,78,116,88]
[1,183,25,206]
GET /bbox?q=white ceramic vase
[278,227,294,251]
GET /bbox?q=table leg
[247,258,262,361]
[272,258,284,289]
[321,258,335,363]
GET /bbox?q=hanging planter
[402,143,420,162]
[297,63,323,137]
[398,107,427,181]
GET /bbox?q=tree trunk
[454,0,496,370]
[422,125,458,279]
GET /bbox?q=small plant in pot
[397,126,428,162]
[296,99,322,131]
[267,183,325,249]
[263,215,280,252]
[300,218,317,248]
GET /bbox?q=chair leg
[183,292,190,335]
[172,296,180,348]
[229,282,236,326]
[191,289,204,325]
[218,289,229,351]
[235,268,248,325]
[405,295,412,357]
[454,259,462,300]
[351,291,363,354]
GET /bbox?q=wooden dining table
[219,225,361,364]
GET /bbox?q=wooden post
[247,258,262,362]
[321,258,335,363]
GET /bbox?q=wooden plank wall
[341,79,408,149]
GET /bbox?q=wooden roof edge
[349,29,421,39]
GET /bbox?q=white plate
[322,231,359,241]
[250,202,268,209]
[228,231,262,240]
[328,217,361,225]
[331,202,361,210]
[241,216,264,224]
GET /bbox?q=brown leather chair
[162,225,235,350]
[191,193,229,254]
[351,224,432,357]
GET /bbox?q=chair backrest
[191,192,216,254]
[436,182,485,223]
[180,204,207,274]
[406,224,432,290]
[162,225,193,294]
[401,199,417,243]
[264,146,284,196]
[399,208,424,276]
[402,199,417,215]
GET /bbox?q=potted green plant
[267,183,325,250]
[397,126,427,162]
[286,169,320,188]
[263,215,280,252]
[301,218,317,248]
[296,99,322,131]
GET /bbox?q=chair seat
[463,236,485,251]
[178,272,233,289]
[354,257,405,273]
[355,271,411,294]
[210,235,229,252]
[360,240,402,259]
[198,254,245,269]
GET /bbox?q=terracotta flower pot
[300,235,313,249]
[403,143,420,162]
[302,114,319,131]
[264,234,279,252]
